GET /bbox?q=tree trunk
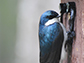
[61,0,84,63]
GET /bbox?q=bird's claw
[67,31,75,39]
[65,31,75,52]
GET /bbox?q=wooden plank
[61,0,84,63]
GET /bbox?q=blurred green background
[0,0,17,63]
[0,0,60,63]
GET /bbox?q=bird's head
[40,10,60,26]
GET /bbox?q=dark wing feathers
[39,23,64,63]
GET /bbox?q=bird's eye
[46,15,53,19]
[46,16,50,18]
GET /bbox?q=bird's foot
[67,31,75,39]
[65,31,75,52]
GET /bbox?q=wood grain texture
[61,0,84,63]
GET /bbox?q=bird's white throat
[45,18,59,26]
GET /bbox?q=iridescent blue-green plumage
[39,10,64,63]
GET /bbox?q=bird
[39,10,68,63]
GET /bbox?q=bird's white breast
[59,23,68,63]
[45,18,59,26]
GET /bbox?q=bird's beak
[57,15,61,18]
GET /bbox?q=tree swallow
[39,10,68,63]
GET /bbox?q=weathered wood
[61,0,84,63]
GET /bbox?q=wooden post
[61,0,84,63]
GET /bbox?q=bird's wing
[39,23,64,63]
